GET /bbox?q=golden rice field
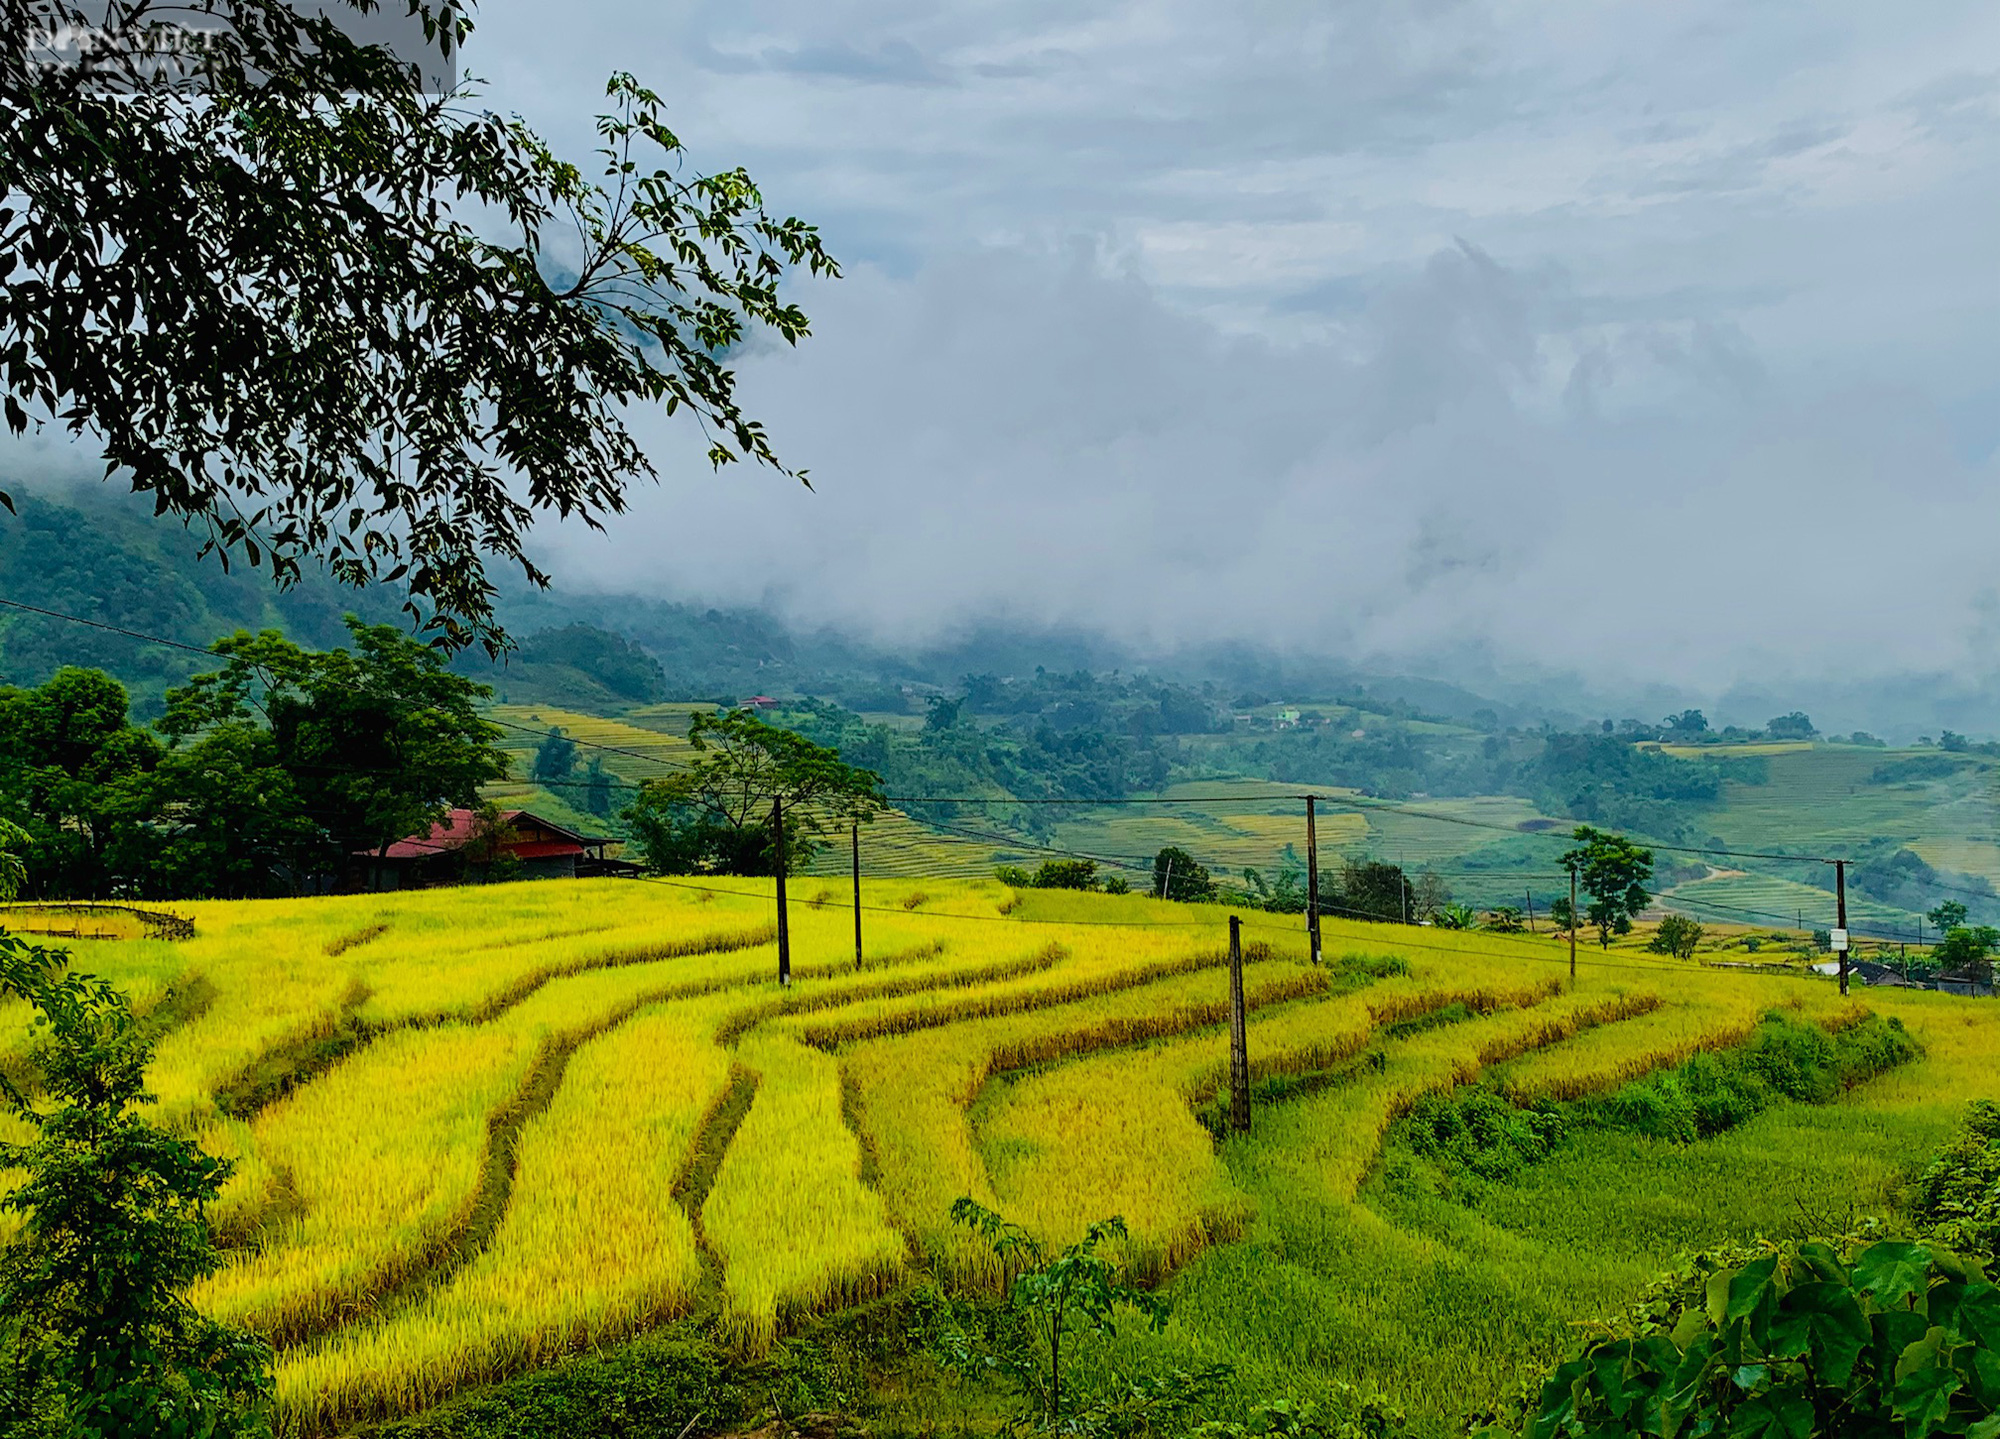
[5,874,1996,1436]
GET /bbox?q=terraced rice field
[8,875,1995,1435]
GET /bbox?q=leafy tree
[0,4,835,650]
[1549,895,1576,932]
[1474,1237,2000,1439]
[530,729,578,786]
[1933,925,2000,983]
[945,1199,1170,1429]
[1663,708,1710,737]
[1649,913,1705,960]
[1031,859,1099,892]
[624,709,882,876]
[1153,847,1216,903]
[1766,711,1817,739]
[1102,876,1131,896]
[1434,903,1478,931]
[995,865,1034,888]
[0,933,272,1436]
[108,726,321,898]
[924,696,964,733]
[0,668,163,896]
[1336,859,1413,924]
[580,759,616,820]
[1559,825,1654,948]
[160,619,509,869]
[1930,900,1970,935]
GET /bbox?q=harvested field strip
[273,994,736,1438]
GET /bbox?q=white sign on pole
[1829,928,1849,952]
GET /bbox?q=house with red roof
[358,808,622,890]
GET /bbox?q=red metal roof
[364,808,594,861]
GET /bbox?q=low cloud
[539,237,2000,703]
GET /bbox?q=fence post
[852,822,863,972]
[1228,915,1250,1134]
[773,797,791,987]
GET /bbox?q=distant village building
[741,696,780,710]
[1275,708,1301,729]
[358,808,625,890]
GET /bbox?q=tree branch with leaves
[0,1,837,652]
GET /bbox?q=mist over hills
[0,478,1994,744]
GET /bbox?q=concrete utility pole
[1305,796,1322,964]
[1835,859,1850,998]
[852,822,863,972]
[1227,915,1250,1134]
[773,797,791,986]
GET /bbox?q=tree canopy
[624,708,883,877]
[0,620,509,897]
[1559,824,1654,948]
[0,2,835,650]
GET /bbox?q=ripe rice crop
[8,871,1992,1434]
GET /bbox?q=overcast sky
[475,2,2000,703]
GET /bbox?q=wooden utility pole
[773,797,791,986]
[1835,859,1850,997]
[1568,869,1578,986]
[1524,888,1536,934]
[1305,796,1322,964]
[1227,915,1250,1134]
[1160,855,1173,901]
[851,822,863,972]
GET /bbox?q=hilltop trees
[1560,825,1654,948]
[625,709,883,876]
[0,3,836,651]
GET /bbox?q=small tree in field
[1559,825,1654,949]
[0,828,269,1435]
[1649,913,1704,960]
[945,1199,1170,1430]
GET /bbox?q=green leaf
[1893,1331,1965,1439]
[1768,1282,1871,1386]
[1796,1243,1850,1286]
[1726,1390,1815,1439]
[1726,1256,1781,1324]
[1966,1415,2000,1439]
[1858,1243,1936,1309]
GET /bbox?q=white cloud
[472,0,2000,699]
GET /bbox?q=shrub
[995,865,1033,887]
[1031,859,1099,891]
[1910,1101,2000,1260]
[1472,1238,2000,1439]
